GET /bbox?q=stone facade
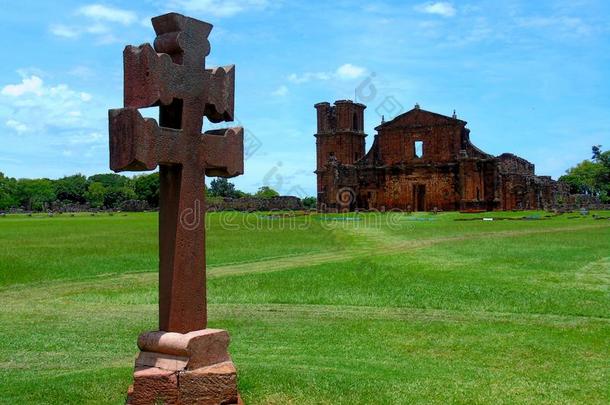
[315,100,569,211]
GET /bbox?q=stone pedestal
[126,329,243,405]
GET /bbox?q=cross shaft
[108,13,243,333]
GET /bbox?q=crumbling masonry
[315,100,569,211]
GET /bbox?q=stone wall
[497,153,535,175]
[207,196,303,211]
[119,200,151,212]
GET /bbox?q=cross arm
[109,108,243,176]
[109,108,160,172]
[123,44,178,108]
[109,107,191,171]
[121,45,235,126]
[201,127,243,177]
[203,65,235,123]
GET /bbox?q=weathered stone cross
[109,13,243,333]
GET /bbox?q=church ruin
[315,100,568,212]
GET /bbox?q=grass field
[0,210,609,404]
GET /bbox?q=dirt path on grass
[208,223,609,278]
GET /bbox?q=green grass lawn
[0,211,608,404]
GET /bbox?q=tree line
[0,172,316,211]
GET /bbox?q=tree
[254,186,279,199]
[103,186,136,208]
[55,174,88,203]
[88,173,131,189]
[301,196,317,209]
[233,190,252,198]
[208,178,238,198]
[134,172,160,207]
[0,172,18,210]
[591,145,610,202]
[88,173,135,208]
[85,182,107,208]
[559,160,599,195]
[15,178,56,211]
[560,145,610,202]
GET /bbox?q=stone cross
[109,13,243,333]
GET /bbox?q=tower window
[353,113,359,131]
[354,152,359,161]
[414,141,423,158]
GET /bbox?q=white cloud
[0,73,95,135]
[1,75,43,97]
[416,2,456,18]
[289,64,366,84]
[50,24,79,38]
[50,4,137,43]
[336,63,366,80]
[77,4,137,25]
[272,85,289,97]
[288,72,331,84]
[170,0,270,17]
[86,23,110,35]
[1,71,106,168]
[5,120,28,134]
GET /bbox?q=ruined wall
[207,196,303,211]
[315,101,569,212]
[497,153,535,175]
[371,166,457,211]
[375,108,466,165]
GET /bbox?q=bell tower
[314,100,366,209]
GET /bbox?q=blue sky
[0,0,609,196]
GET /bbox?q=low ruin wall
[207,196,303,211]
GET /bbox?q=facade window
[414,141,423,158]
[354,152,359,161]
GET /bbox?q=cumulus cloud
[1,75,44,97]
[77,4,137,25]
[0,73,95,135]
[0,71,107,168]
[415,2,456,18]
[336,63,366,80]
[289,64,367,84]
[169,0,270,17]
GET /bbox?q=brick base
[126,329,242,405]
